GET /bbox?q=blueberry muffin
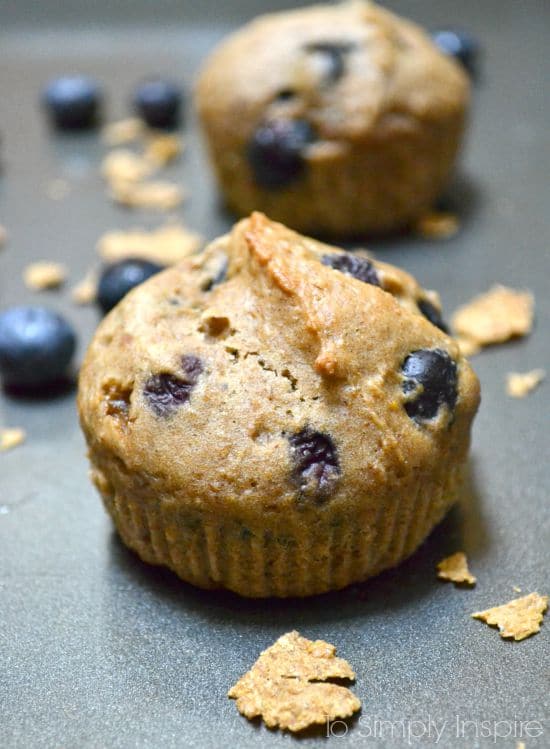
[196,0,469,236]
[78,213,479,597]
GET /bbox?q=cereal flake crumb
[101,149,152,184]
[415,212,459,240]
[97,223,201,266]
[451,285,534,351]
[71,271,98,305]
[144,133,183,167]
[228,631,360,732]
[101,118,145,146]
[506,369,545,398]
[24,262,67,290]
[0,224,8,247]
[0,428,26,452]
[472,592,548,641]
[437,551,476,586]
[109,179,185,210]
[513,586,522,594]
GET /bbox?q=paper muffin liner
[93,458,466,598]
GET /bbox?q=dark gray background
[1,1,548,747]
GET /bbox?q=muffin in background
[196,0,470,236]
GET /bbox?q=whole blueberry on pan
[133,78,182,129]
[401,349,457,422]
[43,76,102,129]
[97,259,163,314]
[432,30,479,76]
[0,306,77,390]
[247,119,316,189]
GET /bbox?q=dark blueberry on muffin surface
[432,30,479,77]
[288,427,340,500]
[401,349,458,422]
[144,356,203,417]
[321,253,380,287]
[417,298,449,333]
[247,119,316,189]
[303,41,355,84]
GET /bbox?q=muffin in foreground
[196,0,470,236]
[78,213,480,597]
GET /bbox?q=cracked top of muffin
[196,0,468,142]
[78,213,479,515]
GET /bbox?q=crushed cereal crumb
[472,592,548,641]
[144,133,183,167]
[415,211,459,240]
[109,180,185,210]
[506,369,545,398]
[97,224,201,266]
[101,149,152,184]
[437,551,476,586]
[71,271,98,305]
[24,262,67,290]
[451,285,534,351]
[228,631,361,732]
[0,428,26,452]
[101,117,145,146]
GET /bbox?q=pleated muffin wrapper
[91,452,466,598]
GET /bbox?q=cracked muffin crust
[78,213,480,597]
[196,0,470,236]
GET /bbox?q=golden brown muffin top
[196,0,470,141]
[78,213,479,518]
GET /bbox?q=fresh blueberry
[0,306,76,390]
[42,76,101,130]
[288,427,340,500]
[417,298,449,334]
[321,252,380,287]
[133,78,182,129]
[97,259,163,314]
[144,355,203,416]
[432,30,479,76]
[401,349,458,422]
[247,119,316,189]
[304,41,354,84]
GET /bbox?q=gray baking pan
[0,1,548,747]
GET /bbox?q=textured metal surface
[0,2,548,747]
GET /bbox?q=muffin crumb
[109,179,185,210]
[97,223,201,265]
[24,261,67,290]
[71,271,98,305]
[228,631,360,732]
[506,369,545,398]
[101,117,145,146]
[415,211,459,239]
[0,428,26,453]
